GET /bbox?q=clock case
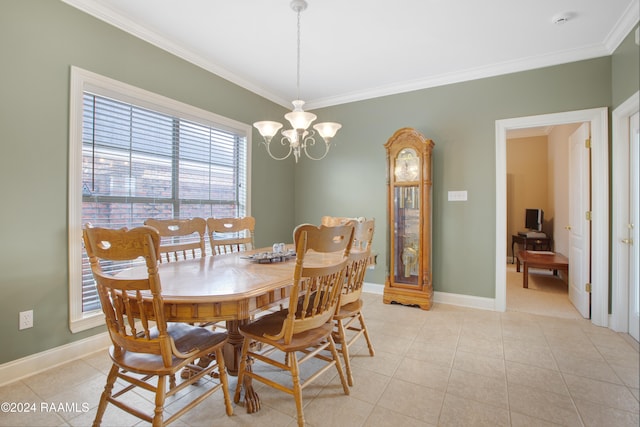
[383,128,434,310]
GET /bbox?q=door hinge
[585,138,591,148]
[585,211,592,221]
[585,283,592,292]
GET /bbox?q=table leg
[223,320,243,375]
[516,256,521,273]
[523,263,529,288]
[225,320,261,413]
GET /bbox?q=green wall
[0,0,637,365]
[295,57,615,294]
[0,0,294,364]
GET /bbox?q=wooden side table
[511,235,552,263]
[516,250,569,288]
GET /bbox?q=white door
[568,123,591,318]
[628,112,639,341]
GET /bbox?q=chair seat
[334,299,363,320]
[239,310,334,352]
[111,323,227,375]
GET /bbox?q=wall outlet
[19,310,33,330]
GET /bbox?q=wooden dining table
[115,246,345,412]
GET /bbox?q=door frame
[495,107,609,326]
[611,91,639,332]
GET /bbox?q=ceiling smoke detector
[552,13,573,25]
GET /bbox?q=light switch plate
[448,190,468,201]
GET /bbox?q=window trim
[68,66,252,333]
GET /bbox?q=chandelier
[253,0,342,162]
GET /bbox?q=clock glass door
[394,185,420,286]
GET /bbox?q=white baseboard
[434,291,496,311]
[363,282,384,294]
[0,332,110,387]
[364,282,497,311]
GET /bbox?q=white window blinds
[80,93,248,312]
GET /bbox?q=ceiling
[64,0,638,110]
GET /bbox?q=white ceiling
[64,0,638,110]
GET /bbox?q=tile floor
[1,290,638,426]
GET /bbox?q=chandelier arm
[302,133,331,161]
[262,137,294,161]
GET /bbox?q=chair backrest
[320,216,365,227]
[83,225,181,368]
[352,218,375,251]
[340,247,372,306]
[321,216,373,251]
[144,217,206,262]
[206,217,255,255]
[265,223,354,344]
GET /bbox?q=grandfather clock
[383,128,434,310]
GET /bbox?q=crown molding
[62,0,639,110]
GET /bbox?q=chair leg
[328,335,350,395]
[215,348,233,416]
[92,364,118,427]
[152,375,166,427]
[335,319,354,386]
[233,337,250,404]
[289,351,305,427]
[359,312,375,356]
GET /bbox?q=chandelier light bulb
[253,121,283,142]
[313,122,342,141]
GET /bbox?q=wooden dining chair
[144,217,206,262]
[233,223,354,426]
[83,225,233,427]
[333,218,376,386]
[206,216,255,255]
[145,217,223,336]
[320,215,365,227]
[321,214,373,251]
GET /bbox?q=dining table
[115,246,346,413]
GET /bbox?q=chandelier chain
[296,7,301,101]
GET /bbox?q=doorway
[505,123,585,318]
[495,107,609,327]
[611,91,640,341]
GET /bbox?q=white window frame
[68,66,252,332]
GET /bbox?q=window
[69,67,251,332]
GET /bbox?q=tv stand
[518,230,547,238]
[511,234,552,264]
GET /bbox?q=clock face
[394,148,419,182]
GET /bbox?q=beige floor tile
[363,405,435,427]
[554,353,624,384]
[304,393,374,427]
[453,350,505,379]
[438,393,510,427]
[405,339,457,368]
[505,360,569,396]
[563,373,639,413]
[509,411,565,426]
[507,382,582,426]
[574,398,640,427]
[2,288,639,427]
[456,334,504,359]
[446,369,508,409]
[503,339,558,370]
[393,356,451,391]
[376,378,444,425]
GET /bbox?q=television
[525,208,543,231]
